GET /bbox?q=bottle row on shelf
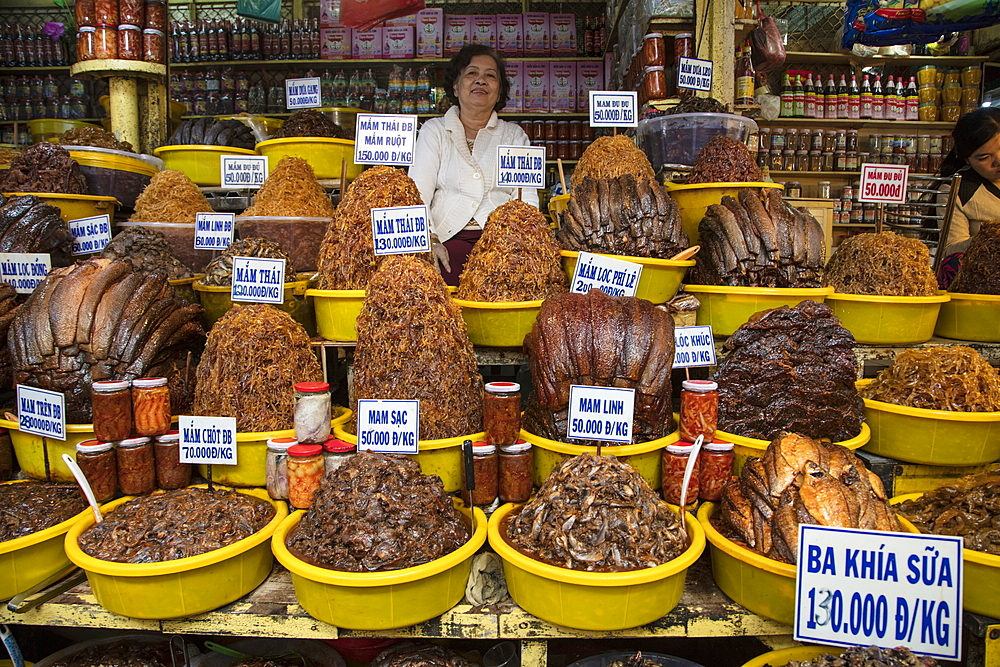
[0,22,70,68]
[1,74,102,128]
[758,127,954,174]
[169,18,322,64]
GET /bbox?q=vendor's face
[968,133,1000,182]
[455,55,501,112]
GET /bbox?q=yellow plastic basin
[64,487,288,619]
[196,407,351,486]
[489,502,705,630]
[255,137,362,181]
[452,298,544,347]
[560,250,695,304]
[683,285,835,337]
[308,289,366,341]
[333,424,484,493]
[857,379,1000,466]
[0,480,93,602]
[717,424,871,475]
[935,292,1000,342]
[521,428,680,490]
[662,182,784,245]
[0,417,119,482]
[825,292,950,345]
[272,499,486,630]
[194,275,316,334]
[153,145,257,186]
[741,646,843,667]
[891,492,1000,618]
[3,192,117,224]
[67,149,159,177]
[27,118,100,143]
[169,274,202,305]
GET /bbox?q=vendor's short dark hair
[444,45,510,112]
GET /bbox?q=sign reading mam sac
[17,384,65,440]
[0,253,51,294]
[677,57,713,92]
[371,205,430,255]
[859,164,909,204]
[356,399,419,454]
[178,415,238,465]
[672,325,717,368]
[230,256,286,304]
[195,212,235,250]
[567,385,635,444]
[354,114,417,166]
[285,77,322,109]
[588,91,638,127]
[68,214,111,255]
[569,251,641,297]
[221,155,268,189]
[496,145,546,188]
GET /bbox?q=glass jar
[818,180,832,199]
[782,149,795,171]
[643,33,665,66]
[785,129,798,151]
[94,0,118,26]
[293,381,331,445]
[846,151,858,171]
[759,128,771,151]
[462,441,498,507]
[77,27,97,61]
[119,0,145,27]
[869,133,882,153]
[76,439,116,502]
[131,377,171,436]
[118,24,141,60]
[143,29,164,63]
[265,436,297,500]
[846,129,859,153]
[287,443,324,508]
[499,440,532,503]
[643,66,666,101]
[679,379,718,442]
[786,181,802,198]
[794,150,808,171]
[769,149,782,171]
[484,381,521,446]
[834,150,847,171]
[322,437,355,479]
[94,25,117,59]
[662,444,698,507]
[808,151,823,172]
[145,0,166,30]
[698,440,734,502]
[154,431,191,490]
[771,128,785,150]
[835,130,847,150]
[91,380,132,443]
[117,436,155,495]
[797,129,811,152]
[823,131,837,153]
[76,0,96,27]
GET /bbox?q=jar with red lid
[679,379,718,442]
[154,431,191,490]
[265,436,297,500]
[461,441,498,507]
[132,377,171,436]
[643,33,665,66]
[322,438,355,479]
[78,27,98,61]
[294,381,331,445]
[118,24,141,60]
[95,0,118,26]
[94,25,118,59]
[117,436,155,495]
[145,0,166,31]
[91,380,132,443]
[499,440,532,503]
[662,443,698,507]
[119,0,145,28]
[76,439,117,502]
[287,443,324,509]
[698,440,734,501]
[143,29,164,63]
[76,0,96,27]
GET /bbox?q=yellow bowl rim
[2,192,117,203]
[169,274,204,287]
[550,193,570,202]
[559,250,696,268]
[452,298,545,309]
[64,486,287,576]
[233,406,351,441]
[271,498,486,586]
[488,501,706,586]
[826,292,951,304]
[306,288,367,298]
[684,284,835,296]
[0,416,103,433]
[66,150,159,177]
[194,276,313,293]
[153,145,257,156]
[662,181,785,192]
[26,118,98,129]
[256,137,356,149]
[0,480,96,556]
[333,423,485,452]
[890,492,1000,568]
[944,291,1000,302]
[855,379,1000,422]
[740,646,844,667]
[716,422,870,450]
[520,427,680,456]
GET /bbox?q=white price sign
[16,384,65,440]
[195,212,235,250]
[859,164,909,203]
[230,256,286,304]
[221,155,269,189]
[356,399,419,454]
[672,325,717,368]
[285,76,322,109]
[0,253,50,294]
[588,91,638,127]
[677,57,714,92]
[68,214,111,255]
[496,145,546,188]
[178,415,238,465]
[371,205,430,255]
[354,114,418,165]
[569,251,642,297]
[567,385,635,443]
[795,524,963,661]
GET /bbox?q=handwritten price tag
[195,212,235,250]
[371,205,430,255]
[859,164,909,204]
[16,384,65,440]
[221,155,268,189]
[178,415,238,465]
[356,399,419,454]
[567,385,635,443]
[0,253,51,294]
[589,91,638,127]
[354,114,417,166]
[68,214,111,256]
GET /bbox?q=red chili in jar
[154,431,191,490]
[484,382,521,447]
[662,443,698,507]
[76,439,117,502]
[91,380,132,448]
[499,440,532,503]
[679,379,718,442]
[698,440,734,502]
[643,33,665,66]
[462,441,498,507]
[117,436,155,495]
[118,24,142,60]
[643,66,666,101]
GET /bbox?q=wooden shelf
[0,65,71,73]
[170,56,605,70]
[755,117,958,130]
[70,59,167,81]
[783,50,988,67]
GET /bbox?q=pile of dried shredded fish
[240,156,336,219]
[950,220,1000,294]
[507,454,687,571]
[456,200,566,301]
[0,142,88,194]
[129,169,214,225]
[59,126,134,152]
[102,226,193,280]
[895,472,1000,555]
[272,110,349,139]
[0,482,87,542]
[823,231,937,296]
[777,645,938,667]
[200,237,296,287]
[571,135,655,189]
[316,165,428,289]
[859,346,1000,411]
[371,644,477,667]
[352,256,482,439]
[685,135,761,184]
[50,640,174,667]
[193,304,323,431]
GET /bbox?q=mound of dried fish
[0,194,75,260]
[9,259,204,422]
[78,487,275,563]
[571,135,655,189]
[316,166,427,290]
[665,97,729,114]
[896,473,1000,555]
[950,220,1000,294]
[720,433,900,564]
[0,142,88,194]
[686,135,761,184]
[352,256,482,439]
[59,126,135,152]
[166,117,256,149]
[240,156,335,219]
[690,188,824,287]
[508,454,687,571]
[523,289,675,445]
[288,452,470,571]
[557,174,689,258]
[859,345,1000,411]
[457,200,566,301]
[102,226,193,280]
[824,231,937,296]
[0,482,87,541]
[273,110,349,139]
[372,644,476,667]
[129,170,214,225]
[778,645,938,667]
[200,237,296,287]
[713,300,864,441]
[50,641,173,667]
[193,304,322,432]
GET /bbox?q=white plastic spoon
[61,453,103,524]
[677,434,705,531]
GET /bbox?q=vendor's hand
[430,234,451,274]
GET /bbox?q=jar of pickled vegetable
[117,436,155,495]
[499,440,532,503]
[75,0,96,27]
[118,24,141,60]
[91,380,132,443]
[119,0,145,27]
[265,436,297,500]
[462,441,498,507]
[294,381,331,445]
[132,377,171,436]
[154,431,191,490]
[77,26,97,61]
[94,25,117,59]
[662,443,698,507]
[142,28,164,63]
[484,381,520,446]
[145,0,166,30]
[698,440,734,502]
[322,437,355,479]
[94,0,118,26]
[679,379,718,442]
[76,439,116,502]
[287,443,324,509]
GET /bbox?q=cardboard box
[319,0,339,28]
[384,26,414,58]
[502,61,523,112]
[383,14,416,27]
[496,14,523,56]
[576,61,604,112]
[352,28,383,59]
[550,61,576,112]
[416,9,443,58]
[321,27,352,60]
[523,12,549,55]
[471,14,496,49]
[524,61,549,111]
[444,14,471,55]
[549,14,577,55]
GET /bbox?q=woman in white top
[410,44,538,285]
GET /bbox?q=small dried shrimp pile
[240,156,335,218]
[571,135,655,189]
[895,473,1000,555]
[129,170,213,225]
[859,346,1000,411]
[950,220,1000,294]
[823,231,937,296]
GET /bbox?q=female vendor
[410,44,539,285]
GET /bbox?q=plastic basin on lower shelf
[28,118,100,142]
[452,298,544,347]
[740,646,843,667]
[716,424,871,475]
[117,221,214,273]
[661,181,782,246]
[683,285,834,337]
[236,216,331,272]
[3,192,117,224]
[153,145,257,186]
[255,137,362,181]
[825,292,950,345]
[560,250,694,304]
[935,291,1000,342]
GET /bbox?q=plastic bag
[237,0,280,23]
[843,0,1000,47]
[339,0,424,30]
[749,9,786,73]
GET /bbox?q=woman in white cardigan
[409,44,538,285]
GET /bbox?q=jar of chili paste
[76,439,117,502]
[484,381,520,446]
[117,436,155,495]
[91,380,132,443]
[154,431,191,490]
[461,441,498,507]
[499,440,532,503]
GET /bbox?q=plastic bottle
[905,76,919,121]
[885,75,898,120]
[826,74,839,119]
[872,74,884,120]
[837,74,849,119]
[779,72,793,118]
[848,74,860,120]
[804,73,816,118]
[792,74,805,118]
[860,73,872,119]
